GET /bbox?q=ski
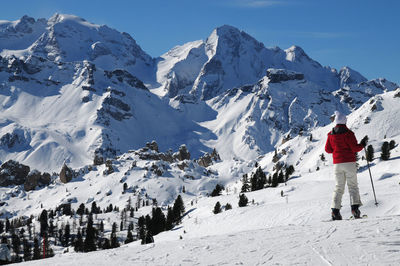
[323,214,367,222]
[348,214,368,220]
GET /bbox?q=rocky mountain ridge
[0,14,398,172]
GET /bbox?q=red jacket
[325,125,363,164]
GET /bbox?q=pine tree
[32,237,40,260]
[172,195,185,224]
[278,171,285,183]
[286,165,295,176]
[165,207,174,230]
[0,220,3,234]
[23,237,31,261]
[74,229,83,252]
[91,201,99,214]
[241,174,250,192]
[110,222,119,248]
[58,228,64,247]
[77,203,85,216]
[366,145,374,162]
[125,230,134,244]
[381,141,391,160]
[5,218,10,232]
[64,223,70,247]
[84,214,96,252]
[210,184,224,197]
[256,167,267,190]
[99,220,104,233]
[271,172,279,187]
[152,207,166,235]
[213,202,222,214]
[102,239,111,249]
[39,209,48,236]
[225,203,232,210]
[11,232,21,259]
[238,194,248,207]
[137,216,146,243]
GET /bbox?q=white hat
[334,111,347,125]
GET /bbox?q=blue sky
[1,0,399,84]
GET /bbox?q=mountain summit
[0,14,398,171]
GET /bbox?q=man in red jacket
[325,111,367,220]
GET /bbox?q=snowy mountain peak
[0,15,38,33]
[285,45,316,64]
[339,66,367,86]
[47,13,93,27]
[208,24,265,55]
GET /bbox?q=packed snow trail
[21,215,400,265]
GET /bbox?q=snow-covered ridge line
[0,13,399,173]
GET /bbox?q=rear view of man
[325,111,368,220]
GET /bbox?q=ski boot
[351,205,361,219]
[331,208,342,220]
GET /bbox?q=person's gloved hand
[360,135,368,147]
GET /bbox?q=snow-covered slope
[193,69,396,161]
[9,87,400,265]
[0,54,211,171]
[0,13,399,266]
[1,76,400,266]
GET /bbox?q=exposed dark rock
[151,164,163,176]
[146,141,159,152]
[103,96,130,112]
[82,86,96,92]
[8,75,29,82]
[197,148,221,167]
[266,69,304,83]
[0,132,25,149]
[103,160,115,175]
[159,153,174,163]
[174,145,190,161]
[24,170,51,191]
[394,88,400,98]
[93,153,104,165]
[0,160,30,187]
[59,163,74,183]
[82,96,90,102]
[102,107,132,121]
[177,162,188,170]
[104,69,148,90]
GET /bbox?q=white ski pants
[331,162,362,209]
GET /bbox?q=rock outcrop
[174,145,191,161]
[24,170,51,191]
[197,148,221,167]
[266,69,304,83]
[59,163,74,183]
[0,160,30,187]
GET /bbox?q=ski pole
[364,147,378,206]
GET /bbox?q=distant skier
[325,111,368,220]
